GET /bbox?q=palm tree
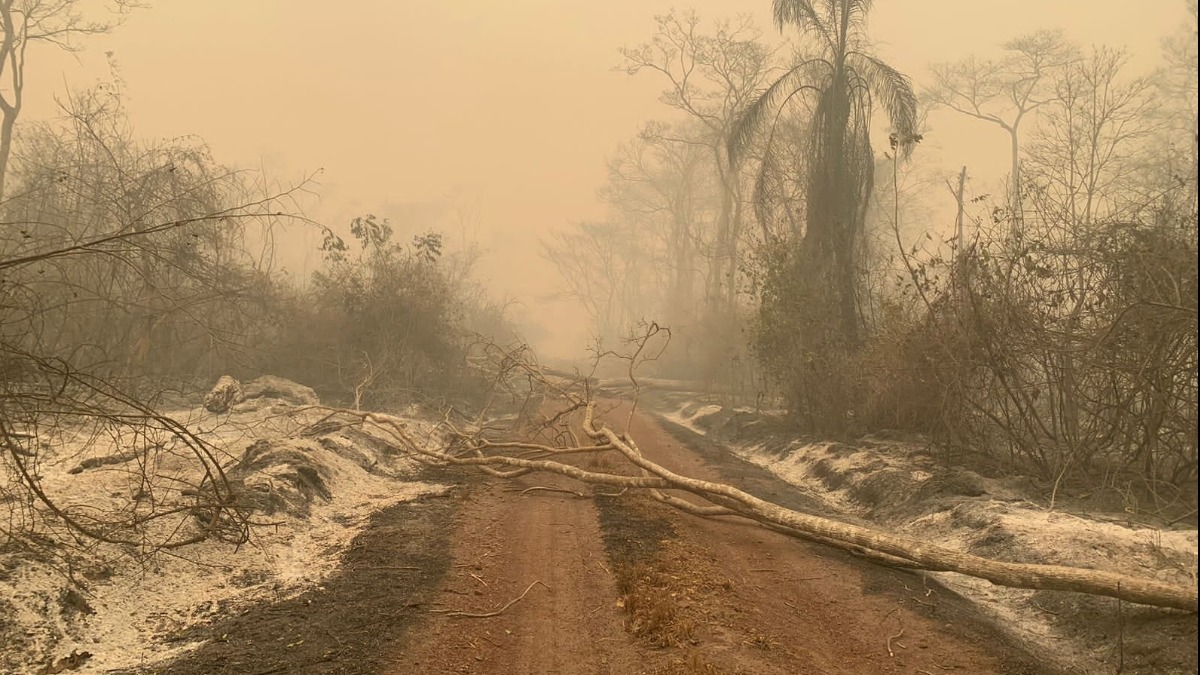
[732,0,917,345]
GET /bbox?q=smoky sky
[18,0,1191,357]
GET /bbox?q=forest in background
[543,2,1198,500]
[1,0,1196,564]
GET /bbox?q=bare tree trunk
[709,153,736,311]
[0,111,14,200]
[1009,129,1022,230]
[953,166,967,257]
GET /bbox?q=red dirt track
[390,405,1046,675]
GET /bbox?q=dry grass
[610,538,728,650]
[619,571,696,647]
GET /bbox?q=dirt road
[390,407,1046,675]
[140,408,1049,674]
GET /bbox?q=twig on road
[517,486,585,498]
[434,580,549,618]
[887,624,905,657]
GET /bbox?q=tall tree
[731,0,917,344]
[0,0,139,201]
[926,30,1074,227]
[1149,0,1198,217]
[1024,47,1156,231]
[619,11,776,310]
[540,220,651,347]
[600,121,714,332]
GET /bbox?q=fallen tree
[321,332,1198,613]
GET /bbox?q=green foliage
[271,215,468,408]
[750,242,865,433]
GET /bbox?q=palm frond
[772,0,834,51]
[753,123,803,244]
[843,0,876,33]
[728,58,830,164]
[752,142,782,242]
[846,51,919,157]
[775,1,876,45]
[773,0,820,30]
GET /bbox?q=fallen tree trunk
[581,409,1197,612]
[345,404,1199,614]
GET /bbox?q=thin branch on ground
[433,580,549,619]
[517,486,586,498]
